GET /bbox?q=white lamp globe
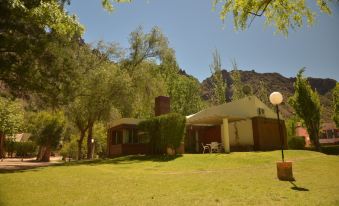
[269,92,283,105]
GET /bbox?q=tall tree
[332,83,339,127]
[28,111,65,162]
[0,0,84,101]
[289,68,321,150]
[67,59,132,159]
[212,0,333,35]
[230,61,245,101]
[0,97,24,159]
[170,75,204,116]
[209,50,227,105]
[256,80,270,105]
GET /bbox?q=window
[111,130,122,145]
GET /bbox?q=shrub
[288,136,306,150]
[321,145,339,155]
[138,113,186,155]
[60,137,87,160]
[4,138,16,157]
[15,141,37,157]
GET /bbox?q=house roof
[107,118,144,129]
[186,96,279,125]
[14,133,31,142]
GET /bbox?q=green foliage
[285,116,301,138]
[93,123,108,158]
[332,83,339,127]
[60,136,87,159]
[170,75,204,116]
[289,68,321,150]
[15,141,37,157]
[255,80,269,106]
[4,138,16,156]
[28,111,65,149]
[321,145,339,155]
[288,136,306,150]
[0,97,24,136]
[230,61,245,101]
[138,113,186,154]
[209,50,226,105]
[1,0,84,103]
[212,0,332,35]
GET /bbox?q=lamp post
[270,92,294,181]
[269,92,284,162]
[91,138,95,159]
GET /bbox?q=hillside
[201,70,337,122]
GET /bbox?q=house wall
[252,117,287,151]
[228,119,254,146]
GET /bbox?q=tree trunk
[36,146,43,161]
[0,133,5,159]
[86,122,94,159]
[77,130,86,160]
[40,146,51,162]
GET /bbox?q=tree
[170,75,204,116]
[230,61,245,101]
[255,80,270,105]
[332,83,339,127]
[67,59,132,159]
[0,0,84,101]
[0,97,24,158]
[289,68,321,150]
[28,111,65,162]
[209,50,226,105]
[212,0,333,35]
[101,0,334,35]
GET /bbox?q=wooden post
[222,118,230,153]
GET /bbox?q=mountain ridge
[199,69,337,122]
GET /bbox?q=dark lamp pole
[269,92,284,162]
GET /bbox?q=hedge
[138,113,186,155]
[288,136,306,150]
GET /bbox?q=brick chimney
[155,96,170,116]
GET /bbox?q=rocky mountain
[201,69,337,122]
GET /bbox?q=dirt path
[0,157,63,172]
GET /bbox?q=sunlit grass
[0,150,338,206]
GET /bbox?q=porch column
[222,118,230,153]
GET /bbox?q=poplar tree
[209,50,226,105]
[289,68,321,151]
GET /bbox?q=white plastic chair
[201,143,210,154]
[210,142,220,153]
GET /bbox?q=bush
[60,137,87,160]
[4,138,16,157]
[138,113,186,155]
[15,141,37,157]
[288,136,306,150]
[321,145,339,155]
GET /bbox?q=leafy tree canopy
[212,0,333,35]
[289,68,321,150]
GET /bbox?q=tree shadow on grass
[289,181,309,191]
[0,155,183,173]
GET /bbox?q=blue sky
[66,0,339,82]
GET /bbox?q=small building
[107,118,150,156]
[185,96,287,153]
[107,96,287,156]
[107,96,170,157]
[296,122,339,145]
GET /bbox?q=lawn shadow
[0,155,183,173]
[289,181,309,191]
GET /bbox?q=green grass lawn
[1,150,339,206]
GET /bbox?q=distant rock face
[201,69,337,122]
